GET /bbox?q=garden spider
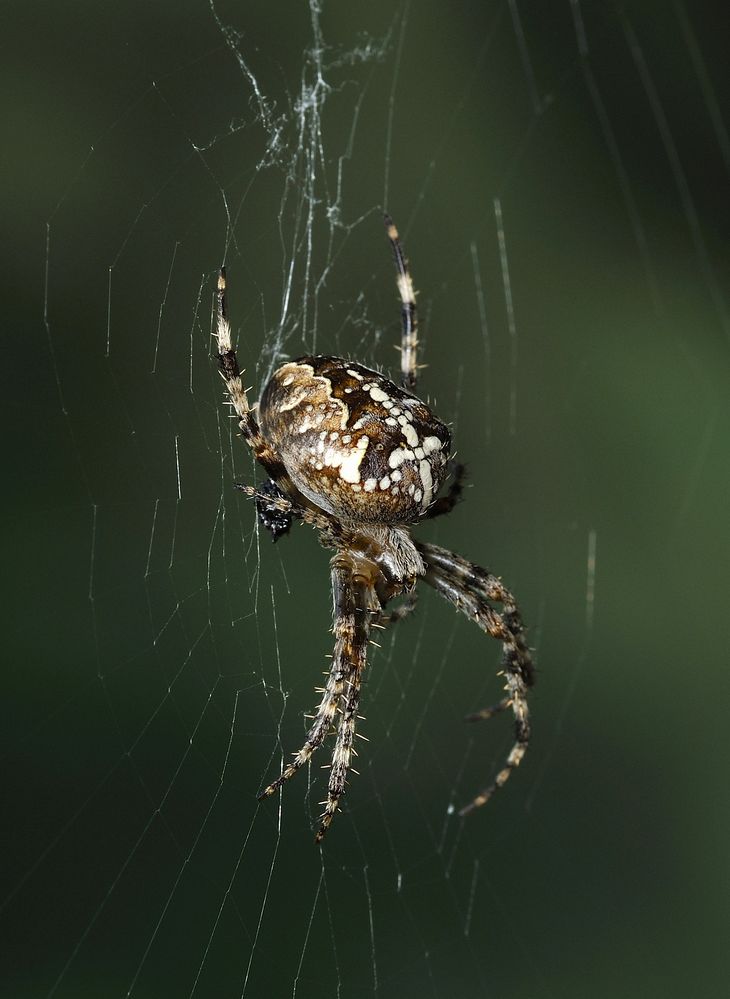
[216,216,535,842]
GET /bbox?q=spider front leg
[384,214,419,391]
[258,555,373,842]
[215,269,297,492]
[416,541,535,817]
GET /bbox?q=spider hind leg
[374,592,418,631]
[258,557,374,842]
[416,541,535,817]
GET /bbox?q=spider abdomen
[258,356,451,523]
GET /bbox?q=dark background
[2,2,728,997]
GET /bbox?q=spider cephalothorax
[216,216,535,842]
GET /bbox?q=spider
[215,216,535,842]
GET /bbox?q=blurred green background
[2,2,728,997]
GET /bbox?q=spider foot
[458,740,528,817]
[377,593,418,629]
[258,762,297,800]
[423,462,467,520]
[464,697,511,722]
[257,780,282,801]
[314,800,341,843]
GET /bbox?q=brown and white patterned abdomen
[258,356,451,524]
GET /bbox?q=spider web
[4,2,729,997]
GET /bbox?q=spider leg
[422,462,467,520]
[215,269,297,492]
[373,592,418,632]
[315,560,374,842]
[416,541,535,817]
[464,697,512,722]
[384,214,419,391]
[259,556,372,842]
